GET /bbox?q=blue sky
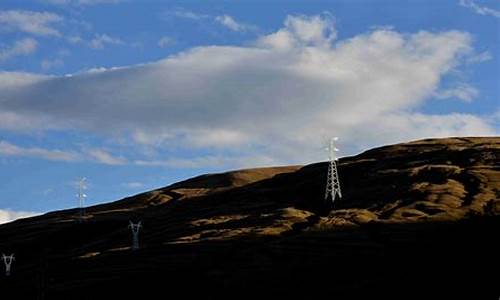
[0,0,498,222]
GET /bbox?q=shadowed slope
[0,137,498,299]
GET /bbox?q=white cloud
[158,36,174,48]
[370,25,396,31]
[164,9,257,32]
[347,112,495,150]
[0,111,61,131]
[41,58,64,70]
[87,149,127,165]
[43,188,54,195]
[41,0,71,4]
[0,139,272,168]
[0,10,62,36]
[466,51,492,64]
[67,35,83,44]
[0,209,39,224]
[258,14,336,50]
[0,140,129,165]
[134,154,277,169]
[122,182,145,189]
[0,71,46,89]
[66,33,123,50]
[58,48,71,57]
[89,34,123,49]
[459,0,500,18]
[0,14,496,168]
[0,140,79,161]
[72,0,124,4]
[0,38,38,62]
[41,0,125,5]
[215,14,255,32]
[215,15,240,31]
[434,83,479,102]
[163,8,210,21]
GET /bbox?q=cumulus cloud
[0,38,38,62]
[215,15,256,32]
[0,209,39,224]
[89,34,123,49]
[459,0,500,18]
[258,14,336,49]
[0,14,496,167]
[0,10,63,36]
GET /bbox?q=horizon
[0,0,499,223]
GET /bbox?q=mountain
[0,137,499,299]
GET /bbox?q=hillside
[0,137,499,299]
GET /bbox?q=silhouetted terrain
[0,137,499,299]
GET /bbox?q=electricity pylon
[325,137,342,204]
[77,178,87,222]
[2,253,15,276]
[128,221,142,251]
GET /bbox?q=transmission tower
[128,221,142,251]
[77,178,87,222]
[2,253,15,276]
[37,249,48,300]
[325,137,342,204]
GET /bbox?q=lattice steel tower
[2,253,15,276]
[325,137,342,203]
[128,220,142,251]
[77,177,87,221]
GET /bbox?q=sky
[0,0,498,223]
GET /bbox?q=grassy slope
[0,137,499,299]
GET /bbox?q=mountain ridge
[0,136,499,298]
